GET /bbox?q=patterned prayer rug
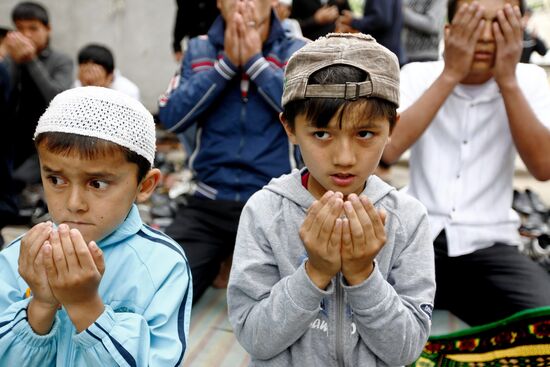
[410,307,550,367]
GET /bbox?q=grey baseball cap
[282,33,399,107]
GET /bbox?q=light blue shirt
[0,204,192,366]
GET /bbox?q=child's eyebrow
[41,165,117,179]
[41,165,60,174]
[346,118,387,130]
[351,121,381,129]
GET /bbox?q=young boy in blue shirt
[227,33,436,366]
[0,86,192,366]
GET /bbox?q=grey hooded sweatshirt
[227,169,436,366]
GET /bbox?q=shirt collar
[98,203,142,248]
[453,78,501,103]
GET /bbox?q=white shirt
[400,61,550,256]
[111,70,141,102]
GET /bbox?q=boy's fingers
[514,5,522,30]
[341,218,352,252]
[466,5,484,37]
[303,200,321,233]
[470,18,485,44]
[50,229,68,275]
[42,241,58,279]
[343,200,363,252]
[23,222,52,265]
[360,196,385,241]
[21,223,42,249]
[244,0,256,23]
[305,191,334,232]
[351,195,376,242]
[493,21,505,47]
[58,224,79,270]
[70,228,95,270]
[320,190,335,205]
[317,197,340,244]
[504,5,522,38]
[89,241,105,275]
[23,221,49,247]
[32,222,53,252]
[235,12,245,37]
[453,2,473,31]
[497,8,513,42]
[329,218,343,251]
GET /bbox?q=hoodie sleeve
[157,36,238,133]
[343,202,435,366]
[227,192,332,360]
[0,245,59,366]
[72,258,192,367]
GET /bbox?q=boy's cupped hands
[300,191,387,290]
[19,223,105,333]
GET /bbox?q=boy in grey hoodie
[227,33,435,367]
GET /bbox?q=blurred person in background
[172,0,219,62]
[520,6,547,63]
[158,0,307,303]
[337,0,405,65]
[291,0,350,40]
[75,43,140,101]
[0,2,72,244]
[402,0,446,63]
[275,0,303,37]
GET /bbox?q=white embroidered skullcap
[279,0,292,6]
[35,86,156,165]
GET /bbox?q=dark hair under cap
[12,1,49,26]
[447,0,525,22]
[78,44,115,75]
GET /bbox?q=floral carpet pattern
[411,307,550,367]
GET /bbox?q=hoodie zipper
[336,273,344,367]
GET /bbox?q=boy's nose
[67,187,88,213]
[333,140,356,167]
[480,20,494,42]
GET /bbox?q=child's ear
[388,113,400,139]
[279,112,297,145]
[136,168,161,203]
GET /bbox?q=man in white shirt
[382,0,550,326]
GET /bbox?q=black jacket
[291,0,350,41]
[172,0,219,53]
